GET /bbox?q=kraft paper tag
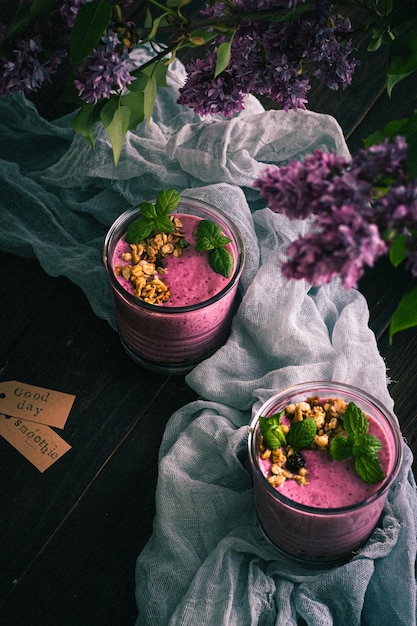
[0,414,72,473]
[0,380,75,429]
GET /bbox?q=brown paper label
[0,380,75,429]
[0,414,72,473]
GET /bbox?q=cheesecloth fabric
[0,48,416,626]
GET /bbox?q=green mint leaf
[195,220,221,251]
[287,418,317,450]
[125,190,180,242]
[354,455,386,484]
[139,201,158,220]
[155,189,181,216]
[125,217,154,243]
[209,247,233,278]
[153,215,175,234]
[195,220,225,251]
[343,402,369,437]
[353,433,382,458]
[215,234,233,247]
[330,434,354,461]
[258,412,287,450]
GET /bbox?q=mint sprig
[195,220,233,278]
[125,189,181,243]
[258,412,287,450]
[258,413,316,451]
[330,402,385,484]
[287,418,317,450]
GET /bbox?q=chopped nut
[271,449,286,464]
[121,265,132,280]
[313,433,329,449]
[161,243,175,255]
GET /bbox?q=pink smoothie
[112,214,232,306]
[249,385,402,564]
[258,413,391,509]
[104,200,244,373]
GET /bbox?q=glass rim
[248,380,403,515]
[103,196,245,313]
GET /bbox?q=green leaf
[258,412,287,450]
[125,218,154,243]
[343,402,369,437]
[215,39,233,78]
[2,1,32,41]
[209,247,234,278]
[30,0,62,21]
[139,202,158,220]
[389,234,408,267]
[353,433,382,458]
[143,75,157,127]
[100,99,131,167]
[195,220,231,251]
[153,215,175,233]
[330,435,354,461]
[144,12,170,42]
[155,189,181,215]
[287,418,317,450]
[386,16,417,95]
[364,118,409,148]
[389,282,417,340]
[120,91,145,130]
[195,220,221,251]
[367,33,383,52]
[71,103,101,147]
[69,0,112,70]
[354,455,386,484]
[125,190,181,243]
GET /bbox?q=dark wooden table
[1,28,417,626]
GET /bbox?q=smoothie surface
[113,213,233,307]
[258,397,392,509]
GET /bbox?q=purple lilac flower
[230,23,311,110]
[282,219,386,289]
[60,0,89,30]
[300,5,358,91]
[253,151,348,218]
[0,36,66,96]
[181,0,356,118]
[177,51,246,118]
[74,29,136,103]
[254,137,417,288]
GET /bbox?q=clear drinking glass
[248,381,403,567]
[103,196,244,374]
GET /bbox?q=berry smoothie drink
[248,382,403,566]
[103,194,244,374]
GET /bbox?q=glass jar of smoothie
[248,381,403,567]
[103,195,244,374]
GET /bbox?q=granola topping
[260,396,348,488]
[114,215,188,305]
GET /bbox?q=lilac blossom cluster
[0,2,70,98]
[254,136,417,289]
[178,0,357,117]
[74,30,136,104]
[0,0,135,103]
